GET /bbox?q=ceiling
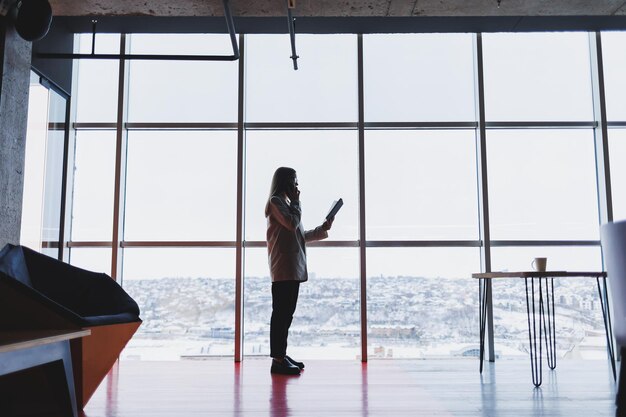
[50,0,626,17]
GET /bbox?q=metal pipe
[37,0,239,61]
[224,0,239,60]
[91,20,97,55]
[286,1,299,70]
[36,53,239,61]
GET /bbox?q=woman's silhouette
[265,167,333,375]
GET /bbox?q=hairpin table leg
[479,278,488,373]
[525,277,543,387]
[541,277,557,370]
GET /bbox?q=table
[0,329,91,417]
[472,271,614,387]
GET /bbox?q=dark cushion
[0,244,140,326]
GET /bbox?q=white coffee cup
[531,257,547,272]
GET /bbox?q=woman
[265,167,333,375]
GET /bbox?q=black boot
[271,358,301,375]
[285,355,305,369]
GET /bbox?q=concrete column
[0,17,31,248]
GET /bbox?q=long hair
[265,167,296,216]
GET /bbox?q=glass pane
[491,246,602,272]
[74,34,120,123]
[244,130,358,241]
[364,34,476,122]
[21,81,49,251]
[69,247,112,274]
[47,88,67,124]
[601,32,626,121]
[609,129,626,221]
[21,77,66,256]
[246,34,357,122]
[242,248,271,357]
[366,130,478,240]
[71,131,116,241]
[487,129,599,240]
[490,246,606,359]
[244,247,359,359]
[483,32,593,121]
[41,129,64,243]
[367,248,480,359]
[124,130,237,241]
[128,34,238,122]
[121,248,235,360]
[41,247,59,259]
[42,92,67,244]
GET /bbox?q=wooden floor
[81,358,618,416]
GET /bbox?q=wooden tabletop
[472,271,607,279]
[0,329,91,353]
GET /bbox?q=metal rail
[37,0,239,61]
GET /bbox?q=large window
[486,129,599,240]
[21,72,68,258]
[602,32,626,221]
[69,248,112,274]
[244,130,359,242]
[361,33,481,359]
[365,130,479,240]
[245,35,357,122]
[609,129,626,221]
[482,32,593,122]
[124,130,237,241]
[363,34,476,122]
[66,30,621,362]
[128,35,238,123]
[482,32,605,359]
[121,248,236,360]
[242,34,359,360]
[601,32,626,122]
[490,246,604,359]
[74,34,120,123]
[367,248,480,358]
[70,131,116,241]
[244,248,360,359]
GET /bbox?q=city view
[120,273,609,361]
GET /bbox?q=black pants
[270,281,300,358]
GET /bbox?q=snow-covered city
[120,274,610,361]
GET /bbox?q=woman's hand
[322,216,334,231]
[287,187,300,202]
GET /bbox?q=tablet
[326,198,343,220]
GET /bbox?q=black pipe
[287,2,298,70]
[36,53,239,61]
[91,20,97,54]
[37,0,239,61]
[223,0,239,60]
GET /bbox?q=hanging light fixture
[0,0,52,41]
